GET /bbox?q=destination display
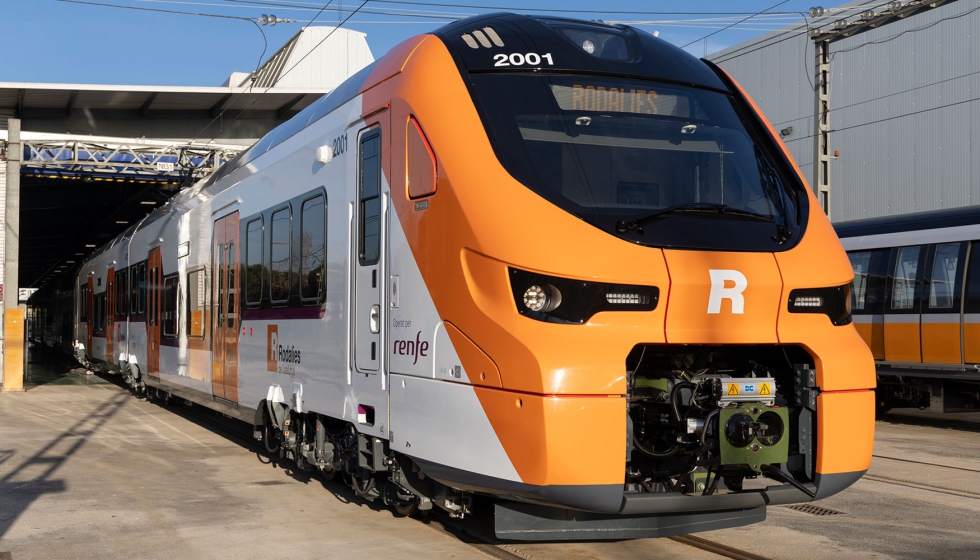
[551,83,691,117]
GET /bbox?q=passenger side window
[848,251,872,312]
[187,269,206,338]
[301,195,326,303]
[138,263,147,315]
[360,132,381,265]
[116,269,128,317]
[129,265,139,315]
[80,284,89,322]
[246,218,263,307]
[270,208,291,303]
[163,275,179,338]
[928,242,964,310]
[891,246,922,310]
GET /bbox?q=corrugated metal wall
[711,0,980,222]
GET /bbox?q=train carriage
[41,13,875,540]
[837,206,980,413]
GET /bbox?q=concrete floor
[3,353,980,559]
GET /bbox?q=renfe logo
[267,324,301,374]
[707,269,748,314]
[393,331,429,365]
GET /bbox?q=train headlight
[523,285,561,313]
[581,39,596,54]
[787,284,852,325]
[510,268,658,324]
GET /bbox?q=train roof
[834,206,980,238]
[195,13,730,196]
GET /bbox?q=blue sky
[0,0,829,86]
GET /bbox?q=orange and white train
[35,14,876,540]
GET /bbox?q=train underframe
[73,343,822,540]
[875,369,980,414]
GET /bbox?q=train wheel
[393,501,418,517]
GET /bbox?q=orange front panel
[921,321,961,364]
[816,390,875,475]
[884,322,921,362]
[662,250,781,344]
[474,387,625,486]
[379,38,671,396]
[965,322,980,363]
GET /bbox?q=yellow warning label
[727,383,739,396]
[760,383,771,396]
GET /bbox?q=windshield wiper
[615,202,775,233]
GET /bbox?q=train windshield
[470,74,803,250]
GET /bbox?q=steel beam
[3,118,24,391]
[813,40,831,216]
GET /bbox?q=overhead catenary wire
[188,0,340,145]
[201,0,372,145]
[680,0,789,49]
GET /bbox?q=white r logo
[708,269,748,314]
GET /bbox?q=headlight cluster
[509,268,659,324]
[787,284,852,326]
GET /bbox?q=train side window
[163,275,179,338]
[963,242,980,313]
[129,265,138,315]
[187,269,206,338]
[116,268,128,317]
[359,131,381,265]
[407,117,437,199]
[301,195,326,303]
[890,246,922,310]
[927,242,965,309]
[79,285,89,322]
[138,263,147,315]
[245,217,263,307]
[94,293,106,335]
[848,251,872,312]
[270,208,291,303]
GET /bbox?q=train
[27,13,876,540]
[837,207,980,414]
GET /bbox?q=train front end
[386,14,876,539]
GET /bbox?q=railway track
[867,455,980,500]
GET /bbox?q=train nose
[662,250,782,344]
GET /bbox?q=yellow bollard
[3,308,25,392]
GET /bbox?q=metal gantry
[17,136,243,182]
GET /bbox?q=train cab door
[106,267,115,364]
[351,122,389,437]
[884,245,926,362]
[921,242,966,364]
[211,212,240,402]
[147,248,163,376]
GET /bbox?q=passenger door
[921,242,966,364]
[106,267,115,364]
[211,212,240,402]
[963,242,980,363]
[848,250,888,360]
[147,248,162,376]
[884,246,925,362]
[352,122,389,437]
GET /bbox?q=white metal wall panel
[711,0,980,222]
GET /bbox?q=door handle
[370,304,381,334]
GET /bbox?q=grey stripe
[840,224,979,251]
[964,313,980,323]
[885,315,920,324]
[851,315,883,324]
[921,313,961,324]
